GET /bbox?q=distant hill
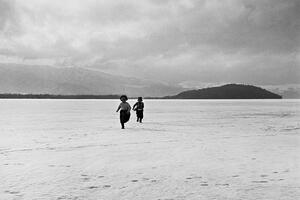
[0,63,182,97]
[163,84,282,99]
[0,94,120,99]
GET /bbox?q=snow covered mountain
[0,64,182,97]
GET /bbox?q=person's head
[120,95,128,102]
[138,97,143,102]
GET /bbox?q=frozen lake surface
[1,99,299,200]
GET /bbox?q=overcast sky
[0,0,299,87]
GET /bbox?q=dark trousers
[120,110,130,128]
[136,110,143,122]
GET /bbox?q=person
[116,95,131,129]
[133,97,144,123]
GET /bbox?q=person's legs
[138,110,143,123]
[120,110,130,129]
[120,110,125,129]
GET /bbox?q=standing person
[116,95,131,129]
[133,97,144,123]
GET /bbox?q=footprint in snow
[252,180,268,183]
[186,176,202,180]
[215,183,229,186]
[103,185,111,188]
[4,190,20,194]
[87,186,99,189]
[260,174,268,177]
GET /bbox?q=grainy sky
[0,0,299,87]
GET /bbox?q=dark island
[163,84,282,99]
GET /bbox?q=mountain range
[0,64,182,97]
[0,63,298,98]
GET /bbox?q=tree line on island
[0,84,282,99]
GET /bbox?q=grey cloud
[160,0,299,54]
[0,0,14,30]
[0,0,299,87]
[85,2,145,24]
[85,0,299,65]
[0,0,22,36]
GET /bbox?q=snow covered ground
[1,99,299,200]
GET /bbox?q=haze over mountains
[1,63,299,98]
[0,64,182,97]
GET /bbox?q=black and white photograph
[1,0,299,199]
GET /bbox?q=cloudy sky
[0,0,299,88]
